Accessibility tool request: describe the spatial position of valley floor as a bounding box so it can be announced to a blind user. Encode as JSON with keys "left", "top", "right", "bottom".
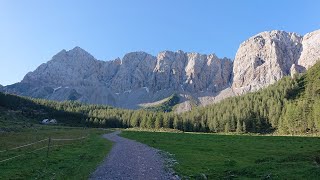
{"left": 2, "top": 124, "right": 320, "bottom": 179}
{"left": 121, "top": 131, "right": 320, "bottom": 179}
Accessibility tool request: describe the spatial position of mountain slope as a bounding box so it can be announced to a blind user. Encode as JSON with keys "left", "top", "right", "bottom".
{"left": 182, "top": 60, "right": 320, "bottom": 134}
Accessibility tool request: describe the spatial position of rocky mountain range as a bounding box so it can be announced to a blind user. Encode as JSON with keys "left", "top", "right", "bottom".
{"left": 2, "top": 29, "right": 320, "bottom": 112}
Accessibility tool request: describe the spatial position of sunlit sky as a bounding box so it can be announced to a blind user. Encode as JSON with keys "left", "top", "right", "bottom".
{"left": 0, "top": 0, "right": 319, "bottom": 85}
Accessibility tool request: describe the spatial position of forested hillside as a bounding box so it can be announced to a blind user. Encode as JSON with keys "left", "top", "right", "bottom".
{"left": 1, "top": 61, "right": 320, "bottom": 135}
{"left": 181, "top": 61, "right": 320, "bottom": 134}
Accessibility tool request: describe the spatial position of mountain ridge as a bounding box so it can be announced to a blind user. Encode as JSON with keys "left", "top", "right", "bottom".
{"left": 3, "top": 29, "right": 320, "bottom": 112}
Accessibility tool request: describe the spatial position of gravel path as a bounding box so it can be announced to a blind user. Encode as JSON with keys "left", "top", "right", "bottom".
{"left": 89, "top": 131, "right": 178, "bottom": 180}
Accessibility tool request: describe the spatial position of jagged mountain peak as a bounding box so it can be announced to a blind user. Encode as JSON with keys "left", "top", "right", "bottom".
{"left": 68, "top": 46, "right": 89, "bottom": 54}
{"left": 51, "top": 46, "right": 95, "bottom": 63}
{"left": 71, "top": 46, "right": 84, "bottom": 51}
{"left": 67, "top": 46, "right": 95, "bottom": 59}
{"left": 21, "top": 46, "right": 100, "bottom": 86}
{"left": 158, "top": 50, "right": 219, "bottom": 57}
{"left": 158, "top": 50, "right": 184, "bottom": 55}
{"left": 121, "top": 51, "right": 155, "bottom": 64}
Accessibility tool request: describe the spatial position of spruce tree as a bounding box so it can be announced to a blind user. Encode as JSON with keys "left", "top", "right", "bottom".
{"left": 242, "top": 121, "right": 246, "bottom": 133}
{"left": 236, "top": 120, "right": 242, "bottom": 133}
{"left": 224, "top": 122, "right": 230, "bottom": 133}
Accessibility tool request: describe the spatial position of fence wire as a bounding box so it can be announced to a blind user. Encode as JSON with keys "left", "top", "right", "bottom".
{"left": 0, "top": 135, "right": 87, "bottom": 163}
{"left": 0, "top": 138, "right": 48, "bottom": 153}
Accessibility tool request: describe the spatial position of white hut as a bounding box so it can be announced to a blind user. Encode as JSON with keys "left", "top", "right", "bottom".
{"left": 41, "top": 119, "right": 49, "bottom": 124}
{"left": 49, "top": 119, "right": 57, "bottom": 124}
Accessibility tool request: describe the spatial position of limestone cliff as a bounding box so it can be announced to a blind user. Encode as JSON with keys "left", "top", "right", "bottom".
{"left": 232, "top": 29, "right": 320, "bottom": 94}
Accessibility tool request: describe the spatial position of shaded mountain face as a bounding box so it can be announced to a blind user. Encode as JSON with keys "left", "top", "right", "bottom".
{"left": 4, "top": 29, "right": 320, "bottom": 111}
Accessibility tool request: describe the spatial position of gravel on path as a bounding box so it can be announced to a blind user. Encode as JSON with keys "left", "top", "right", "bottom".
{"left": 89, "top": 131, "right": 179, "bottom": 180}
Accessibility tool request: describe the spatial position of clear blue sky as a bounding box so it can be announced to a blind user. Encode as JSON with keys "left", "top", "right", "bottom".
{"left": 0, "top": 0, "right": 319, "bottom": 85}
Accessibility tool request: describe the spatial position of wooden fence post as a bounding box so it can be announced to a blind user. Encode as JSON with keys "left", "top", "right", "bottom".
{"left": 47, "top": 137, "right": 51, "bottom": 158}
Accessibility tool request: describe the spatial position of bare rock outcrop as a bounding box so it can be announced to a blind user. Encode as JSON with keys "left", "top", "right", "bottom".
{"left": 232, "top": 30, "right": 302, "bottom": 93}
{"left": 232, "top": 29, "right": 320, "bottom": 94}
{"left": 298, "top": 29, "right": 320, "bottom": 68}
{"left": 110, "top": 52, "right": 157, "bottom": 92}
{"left": 153, "top": 51, "right": 232, "bottom": 93}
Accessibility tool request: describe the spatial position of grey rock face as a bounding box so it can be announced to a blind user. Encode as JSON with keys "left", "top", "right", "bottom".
{"left": 110, "top": 52, "right": 157, "bottom": 92}
{"left": 232, "top": 29, "right": 320, "bottom": 94}
{"left": 22, "top": 47, "right": 104, "bottom": 87}
{"left": 232, "top": 30, "right": 303, "bottom": 93}
{"left": 298, "top": 29, "right": 320, "bottom": 69}
{"left": 153, "top": 51, "right": 232, "bottom": 93}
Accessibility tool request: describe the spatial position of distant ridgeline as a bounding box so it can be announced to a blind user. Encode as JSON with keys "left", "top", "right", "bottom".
{"left": 0, "top": 61, "right": 320, "bottom": 134}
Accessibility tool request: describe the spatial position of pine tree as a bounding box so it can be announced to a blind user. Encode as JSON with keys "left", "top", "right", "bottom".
{"left": 173, "top": 115, "right": 179, "bottom": 129}
{"left": 224, "top": 122, "right": 230, "bottom": 133}
{"left": 155, "top": 114, "right": 163, "bottom": 129}
{"left": 140, "top": 115, "right": 148, "bottom": 128}
{"left": 236, "top": 120, "right": 242, "bottom": 133}
{"left": 146, "top": 115, "right": 155, "bottom": 129}
{"left": 93, "top": 118, "right": 99, "bottom": 127}
{"left": 163, "top": 114, "right": 170, "bottom": 128}
{"left": 242, "top": 121, "right": 246, "bottom": 133}
{"left": 313, "top": 100, "right": 320, "bottom": 131}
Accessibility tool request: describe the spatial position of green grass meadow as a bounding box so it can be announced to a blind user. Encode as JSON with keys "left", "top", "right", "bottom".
{"left": 121, "top": 131, "right": 320, "bottom": 179}
{"left": 0, "top": 127, "right": 113, "bottom": 179}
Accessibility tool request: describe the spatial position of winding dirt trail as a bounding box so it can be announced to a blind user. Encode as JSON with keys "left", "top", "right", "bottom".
{"left": 90, "top": 131, "right": 178, "bottom": 180}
